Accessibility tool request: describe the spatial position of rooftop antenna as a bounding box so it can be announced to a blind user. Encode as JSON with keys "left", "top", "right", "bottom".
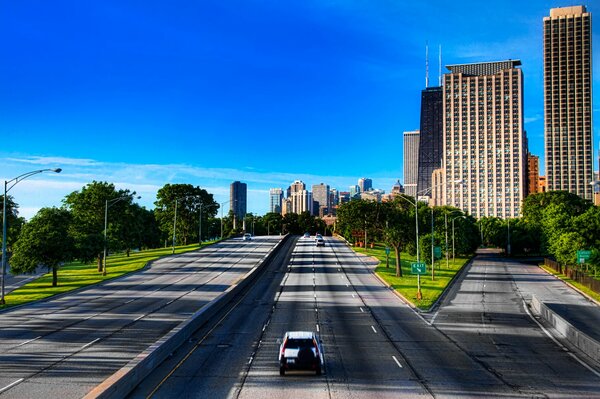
{"left": 438, "top": 44, "right": 442, "bottom": 86}
{"left": 425, "top": 41, "right": 429, "bottom": 88}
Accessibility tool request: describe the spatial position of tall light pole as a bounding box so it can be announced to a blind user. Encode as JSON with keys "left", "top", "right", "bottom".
{"left": 2, "top": 168, "right": 62, "bottom": 304}
{"left": 104, "top": 194, "right": 140, "bottom": 276}
{"left": 220, "top": 200, "right": 231, "bottom": 239}
{"left": 444, "top": 210, "right": 462, "bottom": 268}
{"left": 172, "top": 199, "right": 178, "bottom": 254}
{"left": 506, "top": 217, "right": 511, "bottom": 256}
{"left": 452, "top": 215, "right": 466, "bottom": 263}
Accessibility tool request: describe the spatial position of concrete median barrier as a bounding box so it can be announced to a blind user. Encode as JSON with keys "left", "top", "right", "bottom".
{"left": 85, "top": 236, "right": 289, "bottom": 399}
{"left": 530, "top": 295, "right": 600, "bottom": 363}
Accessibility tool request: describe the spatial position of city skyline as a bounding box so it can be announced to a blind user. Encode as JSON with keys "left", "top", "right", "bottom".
{"left": 2, "top": 1, "right": 599, "bottom": 218}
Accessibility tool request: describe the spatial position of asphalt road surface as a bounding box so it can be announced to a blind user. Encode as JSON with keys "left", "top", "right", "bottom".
{"left": 130, "top": 237, "right": 600, "bottom": 399}
{"left": 0, "top": 236, "right": 282, "bottom": 399}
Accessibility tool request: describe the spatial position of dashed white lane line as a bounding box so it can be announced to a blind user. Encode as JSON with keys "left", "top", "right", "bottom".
{"left": 316, "top": 324, "right": 320, "bottom": 332}
{"left": 81, "top": 338, "right": 100, "bottom": 351}
{"left": 392, "top": 355, "right": 403, "bottom": 368}
{"left": 351, "top": 293, "right": 356, "bottom": 298}
{"left": 134, "top": 314, "right": 145, "bottom": 322}
{"left": 371, "top": 325, "right": 377, "bottom": 334}
{"left": 16, "top": 336, "right": 42, "bottom": 347}
{"left": 360, "top": 307, "right": 365, "bottom": 313}
{"left": 0, "top": 379, "right": 24, "bottom": 394}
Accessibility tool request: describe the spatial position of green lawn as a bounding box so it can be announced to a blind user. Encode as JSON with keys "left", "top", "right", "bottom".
{"left": 353, "top": 243, "right": 471, "bottom": 310}
{"left": 540, "top": 265, "right": 600, "bottom": 304}
{"left": 1, "top": 242, "right": 216, "bottom": 310}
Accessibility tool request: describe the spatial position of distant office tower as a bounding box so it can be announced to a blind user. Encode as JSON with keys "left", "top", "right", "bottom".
{"left": 349, "top": 185, "right": 360, "bottom": 198}
{"left": 528, "top": 154, "right": 540, "bottom": 195}
{"left": 281, "top": 198, "right": 292, "bottom": 216}
{"left": 269, "top": 188, "right": 283, "bottom": 214}
{"left": 417, "top": 86, "right": 444, "bottom": 195}
{"left": 403, "top": 130, "right": 420, "bottom": 198}
{"left": 431, "top": 168, "right": 445, "bottom": 207}
{"left": 290, "top": 180, "right": 306, "bottom": 194}
{"left": 330, "top": 188, "right": 339, "bottom": 207}
{"left": 443, "top": 60, "right": 527, "bottom": 218}
{"left": 391, "top": 180, "right": 404, "bottom": 196}
{"left": 230, "top": 181, "right": 247, "bottom": 225}
{"left": 312, "top": 183, "right": 330, "bottom": 215}
{"left": 339, "top": 191, "right": 351, "bottom": 204}
{"left": 539, "top": 176, "right": 547, "bottom": 193}
{"left": 544, "top": 6, "right": 593, "bottom": 200}
{"left": 291, "top": 190, "right": 312, "bottom": 214}
{"left": 358, "top": 178, "right": 372, "bottom": 193}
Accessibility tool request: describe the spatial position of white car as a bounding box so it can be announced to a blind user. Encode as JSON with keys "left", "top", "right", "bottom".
{"left": 278, "top": 331, "right": 324, "bottom": 375}
{"left": 243, "top": 233, "right": 252, "bottom": 241}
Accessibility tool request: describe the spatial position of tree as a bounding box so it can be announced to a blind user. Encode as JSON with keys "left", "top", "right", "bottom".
{"left": 0, "top": 195, "right": 26, "bottom": 252}
{"left": 11, "top": 207, "right": 74, "bottom": 287}
{"left": 382, "top": 198, "right": 413, "bottom": 277}
{"left": 63, "top": 181, "right": 137, "bottom": 271}
{"left": 154, "top": 184, "right": 219, "bottom": 245}
{"left": 262, "top": 212, "right": 283, "bottom": 235}
{"left": 336, "top": 199, "right": 383, "bottom": 244}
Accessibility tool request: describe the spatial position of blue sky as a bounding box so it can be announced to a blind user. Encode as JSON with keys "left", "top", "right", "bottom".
{"left": 1, "top": 1, "right": 599, "bottom": 218}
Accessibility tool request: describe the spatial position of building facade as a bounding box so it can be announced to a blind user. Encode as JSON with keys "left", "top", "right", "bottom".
{"left": 269, "top": 188, "right": 283, "bottom": 214}
{"left": 528, "top": 153, "right": 540, "bottom": 195}
{"left": 417, "top": 86, "right": 444, "bottom": 195}
{"left": 443, "top": 60, "right": 527, "bottom": 218}
{"left": 230, "top": 181, "right": 247, "bottom": 224}
{"left": 312, "top": 183, "right": 330, "bottom": 215}
{"left": 544, "top": 6, "right": 593, "bottom": 200}
{"left": 291, "top": 190, "right": 312, "bottom": 214}
{"left": 358, "top": 178, "right": 373, "bottom": 193}
{"left": 403, "top": 130, "right": 420, "bottom": 198}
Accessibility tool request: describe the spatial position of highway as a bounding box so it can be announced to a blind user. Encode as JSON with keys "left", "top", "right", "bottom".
{"left": 0, "top": 236, "right": 283, "bottom": 399}
{"left": 131, "top": 236, "right": 600, "bottom": 398}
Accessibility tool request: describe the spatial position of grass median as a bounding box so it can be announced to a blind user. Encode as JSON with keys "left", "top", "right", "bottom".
{"left": 353, "top": 243, "right": 471, "bottom": 310}
{"left": 1, "top": 241, "right": 216, "bottom": 310}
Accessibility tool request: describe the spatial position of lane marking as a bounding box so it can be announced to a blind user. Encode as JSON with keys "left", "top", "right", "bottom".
{"left": 166, "top": 299, "right": 175, "bottom": 305}
{"left": 346, "top": 283, "right": 349, "bottom": 287}
{"left": 81, "top": 338, "right": 100, "bottom": 351}
{"left": 523, "top": 300, "right": 600, "bottom": 379}
{"left": 371, "top": 325, "right": 377, "bottom": 334}
{"left": 16, "top": 336, "right": 42, "bottom": 347}
{"left": 359, "top": 307, "right": 365, "bottom": 313}
{"left": 392, "top": 355, "right": 403, "bottom": 368}
{"left": 0, "top": 378, "right": 24, "bottom": 394}
{"left": 316, "top": 324, "right": 320, "bottom": 332}
{"left": 134, "top": 314, "right": 145, "bottom": 322}
{"left": 352, "top": 293, "right": 356, "bottom": 298}
{"left": 124, "top": 299, "right": 135, "bottom": 304}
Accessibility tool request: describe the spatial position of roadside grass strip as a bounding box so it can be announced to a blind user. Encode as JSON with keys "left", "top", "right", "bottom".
{"left": 353, "top": 243, "right": 470, "bottom": 310}
{"left": 1, "top": 242, "right": 216, "bottom": 309}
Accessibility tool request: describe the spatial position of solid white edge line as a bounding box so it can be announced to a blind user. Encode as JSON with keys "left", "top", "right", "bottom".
{"left": 523, "top": 299, "right": 600, "bottom": 379}
{"left": 392, "top": 355, "right": 403, "bottom": 368}
{"left": 0, "top": 378, "right": 24, "bottom": 394}
{"left": 16, "top": 336, "right": 42, "bottom": 347}
{"left": 371, "top": 325, "right": 377, "bottom": 333}
{"left": 81, "top": 338, "right": 100, "bottom": 351}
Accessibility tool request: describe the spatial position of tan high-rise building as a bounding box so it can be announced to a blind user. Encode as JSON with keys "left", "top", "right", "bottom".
{"left": 443, "top": 60, "right": 527, "bottom": 218}
{"left": 538, "top": 176, "right": 547, "bottom": 193}
{"left": 544, "top": 6, "right": 593, "bottom": 200}
{"left": 403, "top": 130, "right": 420, "bottom": 198}
{"left": 528, "top": 153, "right": 540, "bottom": 195}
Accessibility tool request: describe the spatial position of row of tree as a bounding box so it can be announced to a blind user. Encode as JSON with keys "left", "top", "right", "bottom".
{"left": 1, "top": 182, "right": 330, "bottom": 287}
{"left": 335, "top": 196, "right": 479, "bottom": 278}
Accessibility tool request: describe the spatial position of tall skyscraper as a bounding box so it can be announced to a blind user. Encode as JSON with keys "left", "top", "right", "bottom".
{"left": 230, "top": 181, "right": 247, "bottom": 223}
{"left": 403, "top": 130, "right": 420, "bottom": 198}
{"left": 290, "top": 180, "right": 306, "bottom": 194}
{"left": 358, "top": 178, "right": 373, "bottom": 193}
{"left": 443, "top": 60, "right": 527, "bottom": 218}
{"left": 312, "top": 183, "right": 330, "bottom": 215}
{"left": 417, "top": 86, "right": 444, "bottom": 195}
{"left": 291, "top": 190, "right": 312, "bottom": 214}
{"left": 544, "top": 6, "right": 593, "bottom": 200}
{"left": 269, "top": 188, "right": 283, "bottom": 214}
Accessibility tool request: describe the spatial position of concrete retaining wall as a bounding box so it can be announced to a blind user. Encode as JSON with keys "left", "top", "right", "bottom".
{"left": 84, "top": 236, "right": 289, "bottom": 399}
{"left": 530, "top": 295, "right": 600, "bottom": 363}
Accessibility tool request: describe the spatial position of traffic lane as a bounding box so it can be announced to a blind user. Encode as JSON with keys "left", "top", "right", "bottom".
{"left": 0, "top": 237, "right": 282, "bottom": 398}
{"left": 238, "top": 238, "right": 328, "bottom": 399}
{"left": 433, "top": 256, "right": 600, "bottom": 397}
{"left": 327, "top": 239, "right": 524, "bottom": 397}
{"left": 127, "top": 236, "right": 297, "bottom": 399}
{"left": 315, "top": 241, "right": 429, "bottom": 398}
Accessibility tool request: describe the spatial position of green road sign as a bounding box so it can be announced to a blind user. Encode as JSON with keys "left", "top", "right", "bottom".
{"left": 385, "top": 247, "right": 390, "bottom": 256}
{"left": 411, "top": 262, "right": 426, "bottom": 275}
{"left": 577, "top": 250, "right": 592, "bottom": 264}
{"left": 434, "top": 246, "right": 442, "bottom": 259}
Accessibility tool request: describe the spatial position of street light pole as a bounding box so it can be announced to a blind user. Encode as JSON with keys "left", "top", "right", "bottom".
{"left": 172, "top": 199, "right": 178, "bottom": 254}
{"left": 1, "top": 168, "right": 62, "bottom": 304}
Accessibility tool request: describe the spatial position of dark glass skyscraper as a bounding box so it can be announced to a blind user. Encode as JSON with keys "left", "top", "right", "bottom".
{"left": 417, "top": 86, "right": 443, "bottom": 195}
{"left": 230, "top": 181, "right": 247, "bottom": 222}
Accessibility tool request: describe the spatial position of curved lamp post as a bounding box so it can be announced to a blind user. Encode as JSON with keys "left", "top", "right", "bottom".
{"left": 2, "top": 168, "right": 62, "bottom": 304}
{"left": 104, "top": 194, "right": 140, "bottom": 275}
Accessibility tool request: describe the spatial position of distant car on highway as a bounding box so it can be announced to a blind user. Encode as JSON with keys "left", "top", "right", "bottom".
{"left": 278, "top": 331, "right": 323, "bottom": 375}
{"left": 303, "top": 232, "right": 311, "bottom": 238}
{"left": 315, "top": 237, "right": 325, "bottom": 247}
{"left": 243, "top": 233, "right": 252, "bottom": 241}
